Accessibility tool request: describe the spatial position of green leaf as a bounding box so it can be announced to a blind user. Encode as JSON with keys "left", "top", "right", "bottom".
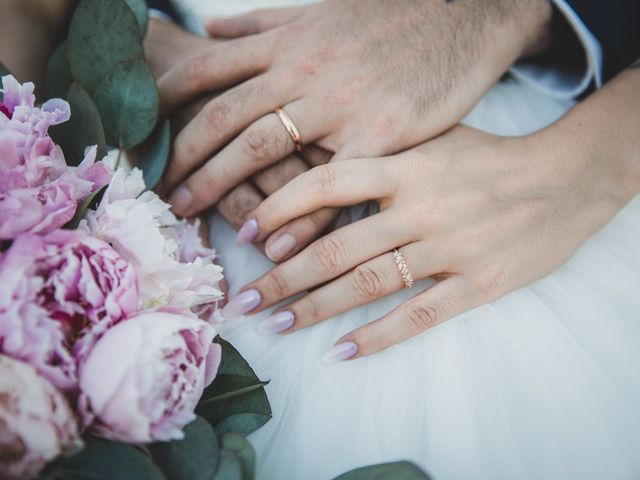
{"left": 215, "top": 413, "right": 272, "bottom": 437}
{"left": 65, "top": 185, "right": 107, "bottom": 229}
{"left": 220, "top": 433, "right": 256, "bottom": 480}
{"left": 92, "top": 56, "right": 159, "bottom": 149}
{"left": 67, "top": 0, "right": 143, "bottom": 93}
{"left": 124, "top": 0, "right": 149, "bottom": 37}
{"left": 42, "top": 436, "right": 165, "bottom": 480}
{"left": 332, "top": 462, "right": 432, "bottom": 480}
{"left": 46, "top": 42, "right": 73, "bottom": 99}
{"left": 197, "top": 339, "right": 272, "bottom": 436}
{"left": 0, "top": 62, "right": 11, "bottom": 77}
{"left": 200, "top": 375, "right": 269, "bottom": 404}
{"left": 197, "top": 386, "right": 271, "bottom": 436}
{"left": 0, "top": 63, "right": 10, "bottom": 103}
{"left": 213, "top": 450, "right": 243, "bottom": 480}
{"left": 215, "top": 338, "right": 262, "bottom": 380}
{"left": 127, "top": 119, "right": 170, "bottom": 190}
{"left": 148, "top": 416, "right": 219, "bottom": 480}
{"left": 49, "top": 83, "right": 107, "bottom": 166}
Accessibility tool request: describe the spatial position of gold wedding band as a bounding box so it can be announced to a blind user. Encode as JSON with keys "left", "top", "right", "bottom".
{"left": 274, "top": 108, "right": 303, "bottom": 151}
{"left": 393, "top": 249, "right": 414, "bottom": 289}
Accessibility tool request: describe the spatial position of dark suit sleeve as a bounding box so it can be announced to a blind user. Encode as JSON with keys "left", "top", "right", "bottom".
{"left": 146, "top": 0, "right": 180, "bottom": 22}
{"left": 565, "top": 0, "right": 640, "bottom": 81}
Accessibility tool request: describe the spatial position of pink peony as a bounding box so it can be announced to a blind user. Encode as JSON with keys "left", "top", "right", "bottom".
{"left": 82, "top": 167, "right": 223, "bottom": 313}
{"left": 0, "top": 355, "right": 82, "bottom": 480}
{"left": 0, "top": 75, "right": 111, "bottom": 240}
{"left": 0, "top": 229, "right": 137, "bottom": 392}
{"left": 78, "top": 308, "right": 221, "bottom": 443}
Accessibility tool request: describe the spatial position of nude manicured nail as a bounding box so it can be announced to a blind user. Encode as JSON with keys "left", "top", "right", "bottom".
{"left": 257, "top": 311, "right": 295, "bottom": 335}
{"left": 237, "top": 218, "right": 259, "bottom": 245}
{"left": 221, "top": 289, "right": 261, "bottom": 317}
{"left": 266, "top": 233, "right": 297, "bottom": 261}
{"left": 322, "top": 342, "right": 358, "bottom": 364}
{"left": 169, "top": 186, "right": 192, "bottom": 214}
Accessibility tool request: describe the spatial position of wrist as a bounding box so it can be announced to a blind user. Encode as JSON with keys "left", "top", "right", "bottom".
{"left": 483, "top": 0, "right": 554, "bottom": 60}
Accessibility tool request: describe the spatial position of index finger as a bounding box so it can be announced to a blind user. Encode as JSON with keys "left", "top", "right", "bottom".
{"left": 244, "top": 159, "right": 395, "bottom": 243}
{"left": 158, "top": 37, "right": 275, "bottom": 115}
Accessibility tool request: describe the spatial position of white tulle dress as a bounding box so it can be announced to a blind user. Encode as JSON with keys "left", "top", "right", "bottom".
{"left": 172, "top": 1, "right": 640, "bottom": 479}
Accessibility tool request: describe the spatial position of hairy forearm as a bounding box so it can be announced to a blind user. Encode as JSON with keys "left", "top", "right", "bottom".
{"left": 457, "top": 0, "right": 553, "bottom": 60}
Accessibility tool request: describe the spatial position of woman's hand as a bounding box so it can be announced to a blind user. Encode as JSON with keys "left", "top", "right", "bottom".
{"left": 224, "top": 94, "right": 640, "bottom": 359}
{"left": 159, "top": 0, "right": 553, "bottom": 220}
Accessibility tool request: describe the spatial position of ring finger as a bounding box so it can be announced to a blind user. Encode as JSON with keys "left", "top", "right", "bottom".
{"left": 170, "top": 99, "right": 331, "bottom": 216}
{"left": 255, "top": 242, "right": 448, "bottom": 334}
{"left": 224, "top": 211, "right": 412, "bottom": 317}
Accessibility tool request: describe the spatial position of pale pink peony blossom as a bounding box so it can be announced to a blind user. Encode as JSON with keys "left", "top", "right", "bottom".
{"left": 82, "top": 167, "right": 223, "bottom": 313}
{"left": 0, "top": 75, "right": 111, "bottom": 240}
{"left": 0, "top": 355, "right": 82, "bottom": 480}
{"left": 78, "top": 308, "right": 221, "bottom": 443}
{"left": 0, "top": 229, "right": 137, "bottom": 392}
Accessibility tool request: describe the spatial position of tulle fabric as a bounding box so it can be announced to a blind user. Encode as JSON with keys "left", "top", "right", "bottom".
{"left": 174, "top": 1, "right": 640, "bottom": 478}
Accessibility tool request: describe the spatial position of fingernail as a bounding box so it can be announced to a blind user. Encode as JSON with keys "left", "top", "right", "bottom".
{"left": 170, "top": 186, "right": 192, "bottom": 214}
{"left": 266, "top": 233, "right": 297, "bottom": 262}
{"left": 221, "top": 289, "right": 261, "bottom": 317}
{"left": 257, "top": 311, "right": 295, "bottom": 335}
{"left": 322, "top": 342, "right": 358, "bottom": 364}
{"left": 237, "top": 218, "right": 259, "bottom": 245}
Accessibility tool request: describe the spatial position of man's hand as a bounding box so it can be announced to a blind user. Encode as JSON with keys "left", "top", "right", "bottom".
{"left": 158, "top": 0, "right": 553, "bottom": 221}
{"left": 144, "top": 18, "right": 339, "bottom": 261}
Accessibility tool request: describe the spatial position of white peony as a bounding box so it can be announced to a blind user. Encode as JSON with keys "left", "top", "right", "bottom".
{"left": 81, "top": 167, "right": 223, "bottom": 312}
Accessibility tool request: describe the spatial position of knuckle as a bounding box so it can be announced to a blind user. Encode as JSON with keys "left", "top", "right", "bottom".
{"left": 311, "top": 234, "right": 346, "bottom": 276}
{"left": 201, "top": 102, "right": 231, "bottom": 132}
{"left": 351, "top": 264, "right": 385, "bottom": 300}
{"left": 304, "top": 294, "right": 322, "bottom": 323}
{"left": 309, "top": 165, "right": 336, "bottom": 196}
{"left": 243, "top": 125, "right": 283, "bottom": 162}
{"left": 405, "top": 302, "right": 438, "bottom": 334}
{"left": 218, "top": 191, "right": 259, "bottom": 228}
{"left": 268, "top": 268, "right": 290, "bottom": 298}
{"left": 473, "top": 266, "right": 508, "bottom": 296}
{"left": 184, "top": 55, "right": 207, "bottom": 88}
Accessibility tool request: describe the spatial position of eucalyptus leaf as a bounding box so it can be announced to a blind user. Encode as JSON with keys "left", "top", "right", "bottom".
{"left": 332, "top": 462, "right": 432, "bottom": 480}
{"left": 92, "top": 56, "right": 159, "bottom": 149}
{"left": 149, "top": 416, "right": 219, "bottom": 480}
{"left": 200, "top": 375, "right": 269, "bottom": 404}
{"left": 65, "top": 185, "right": 107, "bottom": 229}
{"left": 0, "top": 62, "right": 11, "bottom": 77}
{"left": 197, "top": 386, "right": 272, "bottom": 436}
{"left": 46, "top": 42, "right": 73, "bottom": 99}
{"left": 68, "top": 0, "right": 143, "bottom": 93}
{"left": 216, "top": 338, "right": 262, "bottom": 380}
{"left": 42, "top": 436, "right": 164, "bottom": 480}
{"left": 124, "top": 0, "right": 149, "bottom": 37}
{"left": 49, "top": 83, "right": 107, "bottom": 166}
{"left": 221, "top": 433, "right": 256, "bottom": 480}
{"left": 0, "top": 63, "right": 10, "bottom": 104}
{"left": 213, "top": 450, "right": 243, "bottom": 480}
{"left": 127, "top": 119, "right": 170, "bottom": 190}
{"left": 215, "top": 413, "right": 272, "bottom": 437}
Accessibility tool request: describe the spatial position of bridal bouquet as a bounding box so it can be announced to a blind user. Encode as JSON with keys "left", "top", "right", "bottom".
{"left": 0, "top": 1, "right": 271, "bottom": 478}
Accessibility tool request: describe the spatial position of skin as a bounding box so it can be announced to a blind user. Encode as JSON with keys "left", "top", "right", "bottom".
{"left": 238, "top": 61, "right": 640, "bottom": 358}
{"left": 158, "top": 0, "right": 553, "bottom": 251}
{"left": 145, "top": 18, "right": 338, "bottom": 260}
{"left": 0, "top": 0, "right": 73, "bottom": 86}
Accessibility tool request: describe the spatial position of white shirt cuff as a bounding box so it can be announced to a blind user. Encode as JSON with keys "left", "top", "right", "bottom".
{"left": 509, "top": 0, "right": 603, "bottom": 100}
{"left": 149, "top": 8, "right": 175, "bottom": 23}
